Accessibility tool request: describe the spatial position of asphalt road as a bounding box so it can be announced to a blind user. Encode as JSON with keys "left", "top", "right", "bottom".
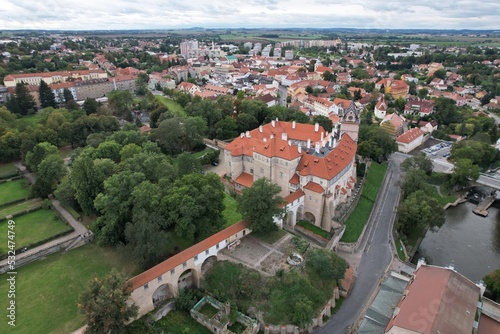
{"left": 315, "top": 153, "right": 407, "bottom": 334}
{"left": 477, "top": 173, "right": 500, "bottom": 190}
{"left": 278, "top": 85, "right": 288, "bottom": 107}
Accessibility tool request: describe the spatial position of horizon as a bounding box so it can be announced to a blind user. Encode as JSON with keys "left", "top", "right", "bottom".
{"left": 1, "top": 0, "right": 500, "bottom": 31}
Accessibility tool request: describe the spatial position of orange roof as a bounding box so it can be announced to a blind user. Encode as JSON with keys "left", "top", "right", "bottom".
{"left": 296, "top": 134, "right": 357, "bottom": 180}
{"left": 283, "top": 189, "right": 305, "bottom": 204}
{"left": 234, "top": 172, "right": 254, "bottom": 188}
{"left": 4, "top": 69, "right": 105, "bottom": 80}
{"left": 129, "top": 220, "right": 250, "bottom": 289}
{"left": 329, "top": 114, "right": 341, "bottom": 124}
{"left": 396, "top": 127, "right": 424, "bottom": 144}
{"left": 383, "top": 113, "right": 404, "bottom": 129}
{"left": 289, "top": 173, "right": 300, "bottom": 185}
{"left": 341, "top": 187, "right": 347, "bottom": 195}
{"left": 304, "top": 181, "right": 324, "bottom": 193}
{"left": 386, "top": 265, "right": 480, "bottom": 334}
{"left": 333, "top": 98, "right": 352, "bottom": 109}
{"left": 224, "top": 121, "right": 326, "bottom": 160}
{"left": 349, "top": 176, "right": 356, "bottom": 183}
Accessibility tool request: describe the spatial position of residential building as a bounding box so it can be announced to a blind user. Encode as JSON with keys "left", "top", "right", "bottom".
{"left": 50, "top": 82, "right": 77, "bottom": 104}
{"left": 3, "top": 70, "right": 108, "bottom": 88}
{"left": 74, "top": 78, "right": 113, "bottom": 101}
{"left": 396, "top": 127, "right": 424, "bottom": 153}
{"left": 380, "top": 113, "right": 405, "bottom": 137}
{"left": 374, "top": 97, "right": 388, "bottom": 119}
{"left": 404, "top": 99, "right": 435, "bottom": 117}
{"left": 285, "top": 50, "right": 294, "bottom": 61}
{"left": 223, "top": 120, "right": 357, "bottom": 231}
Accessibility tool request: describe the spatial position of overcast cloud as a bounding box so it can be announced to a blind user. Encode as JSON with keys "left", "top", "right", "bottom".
{"left": 0, "top": 0, "right": 499, "bottom": 30}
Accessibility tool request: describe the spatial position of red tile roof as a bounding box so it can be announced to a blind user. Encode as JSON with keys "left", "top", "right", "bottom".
{"left": 396, "top": 127, "right": 424, "bottom": 144}
{"left": 129, "top": 220, "right": 250, "bottom": 289}
{"left": 289, "top": 173, "right": 300, "bottom": 185}
{"left": 235, "top": 172, "right": 254, "bottom": 188}
{"left": 296, "top": 134, "right": 357, "bottom": 180}
{"left": 283, "top": 189, "right": 305, "bottom": 204}
{"left": 304, "top": 181, "right": 324, "bottom": 193}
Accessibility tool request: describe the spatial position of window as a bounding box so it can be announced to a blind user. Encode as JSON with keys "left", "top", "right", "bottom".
{"left": 260, "top": 168, "right": 264, "bottom": 174}
{"left": 170, "top": 269, "right": 175, "bottom": 275}
{"left": 216, "top": 244, "right": 220, "bottom": 250}
{"left": 309, "top": 196, "right": 312, "bottom": 201}
{"left": 280, "top": 172, "right": 283, "bottom": 179}
{"left": 144, "top": 283, "right": 149, "bottom": 290}
{"left": 194, "top": 255, "right": 198, "bottom": 261}
{"left": 157, "top": 276, "right": 162, "bottom": 282}
{"left": 205, "top": 250, "right": 209, "bottom": 255}
{"left": 250, "top": 168, "right": 254, "bottom": 174}
{"left": 243, "top": 230, "right": 246, "bottom": 236}
{"left": 183, "top": 262, "right": 187, "bottom": 268}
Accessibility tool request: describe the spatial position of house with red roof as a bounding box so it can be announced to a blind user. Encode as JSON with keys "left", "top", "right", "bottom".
{"left": 396, "top": 127, "right": 424, "bottom": 153}
{"left": 223, "top": 120, "right": 357, "bottom": 231}
{"left": 374, "top": 97, "right": 388, "bottom": 119}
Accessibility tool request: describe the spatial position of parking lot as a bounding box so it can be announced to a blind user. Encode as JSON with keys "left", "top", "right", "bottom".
{"left": 422, "top": 140, "right": 453, "bottom": 158}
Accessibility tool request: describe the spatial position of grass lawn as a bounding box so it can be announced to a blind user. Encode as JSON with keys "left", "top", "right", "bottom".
{"left": 341, "top": 163, "right": 388, "bottom": 243}
{"left": 0, "top": 179, "right": 31, "bottom": 206}
{"left": 406, "top": 224, "right": 427, "bottom": 249}
{"left": 153, "top": 310, "right": 212, "bottom": 334}
{"left": 395, "top": 237, "right": 407, "bottom": 261}
{"left": 0, "top": 209, "right": 73, "bottom": 254}
{"left": 296, "top": 220, "right": 332, "bottom": 239}
{"left": 0, "top": 163, "right": 18, "bottom": 179}
{"left": 427, "top": 186, "right": 457, "bottom": 207}
{"left": 0, "top": 243, "right": 138, "bottom": 334}
{"left": 0, "top": 198, "right": 41, "bottom": 219}
{"left": 223, "top": 193, "right": 242, "bottom": 227}
{"left": 155, "top": 95, "right": 186, "bottom": 117}
{"left": 253, "top": 228, "right": 286, "bottom": 245}
{"left": 331, "top": 296, "right": 345, "bottom": 315}
{"left": 18, "top": 114, "right": 42, "bottom": 127}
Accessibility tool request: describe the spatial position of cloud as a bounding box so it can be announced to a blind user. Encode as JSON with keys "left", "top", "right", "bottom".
{"left": 0, "top": 0, "right": 499, "bottom": 30}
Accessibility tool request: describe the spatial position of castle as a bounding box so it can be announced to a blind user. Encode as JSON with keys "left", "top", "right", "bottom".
{"left": 223, "top": 119, "right": 358, "bottom": 232}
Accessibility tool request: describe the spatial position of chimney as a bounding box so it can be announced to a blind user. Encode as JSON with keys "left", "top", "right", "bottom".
{"left": 292, "top": 121, "right": 296, "bottom": 129}
{"left": 329, "top": 136, "right": 333, "bottom": 147}
{"left": 245, "top": 131, "right": 250, "bottom": 138}
{"left": 322, "top": 140, "right": 326, "bottom": 148}
{"left": 307, "top": 139, "right": 311, "bottom": 149}
{"left": 282, "top": 132, "right": 288, "bottom": 140}
{"left": 298, "top": 145, "right": 302, "bottom": 153}
{"left": 259, "top": 125, "right": 263, "bottom": 133}
{"left": 272, "top": 120, "right": 276, "bottom": 127}
{"left": 315, "top": 122, "right": 319, "bottom": 132}
{"left": 240, "top": 133, "right": 244, "bottom": 138}
{"left": 321, "top": 132, "right": 324, "bottom": 141}
{"left": 315, "top": 142, "right": 320, "bottom": 154}
{"left": 263, "top": 137, "right": 267, "bottom": 142}
{"left": 333, "top": 138, "right": 337, "bottom": 148}
{"left": 416, "top": 258, "right": 426, "bottom": 270}
{"left": 288, "top": 139, "right": 291, "bottom": 146}
{"left": 270, "top": 134, "right": 274, "bottom": 139}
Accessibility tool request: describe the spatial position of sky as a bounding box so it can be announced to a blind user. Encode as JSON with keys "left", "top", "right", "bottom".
{"left": 1, "top": 0, "right": 500, "bottom": 31}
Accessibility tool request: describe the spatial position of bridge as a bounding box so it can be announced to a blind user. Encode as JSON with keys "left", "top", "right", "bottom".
{"left": 128, "top": 220, "right": 251, "bottom": 317}
{"left": 476, "top": 173, "right": 500, "bottom": 191}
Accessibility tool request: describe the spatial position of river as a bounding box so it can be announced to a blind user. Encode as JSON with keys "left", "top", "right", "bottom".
{"left": 415, "top": 201, "right": 500, "bottom": 283}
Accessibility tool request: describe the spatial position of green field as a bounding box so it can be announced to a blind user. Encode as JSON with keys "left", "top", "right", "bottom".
{"left": 155, "top": 95, "right": 186, "bottom": 117}
{"left": 0, "top": 209, "right": 73, "bottom": 254}
{"left": 223, "top": 193, "right": 242, "bottom": 228}
{"left": 0, "top": 179, "right": 31, "bottom": 205}
{"left": 18, "top": 114, "right": 42, "bottom": 127}
{"left": 297, "top": 219, "right": 332, "bottom": 239}
{"left": 341, "top": 163, "right": 388, "bottom": 243}
{"left": 0, "top": 163, "right": 18, "bottom": 179}
{"left": 0, "top": 243, "right": 138, "bottom": 334}
{"left": 0, "top": 198, "right": 41, "bottom": 219}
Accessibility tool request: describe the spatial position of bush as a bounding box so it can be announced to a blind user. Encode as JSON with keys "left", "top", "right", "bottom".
{"left": 174, "top": 288, "right": 204, "bottom": 311}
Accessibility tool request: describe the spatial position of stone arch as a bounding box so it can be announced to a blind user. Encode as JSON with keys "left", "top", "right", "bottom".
{"left": 304, "top": 212, "right": 316, "bottom": 224}
{"left": 296, "top": 205, "right": 304, "bottom": 221}
{"left": 177, "top": 268, "right": 199, "bottom": 291}
{"left": 201, "top": 255, "right": 218, "bottom": 274}
{"left": 152, "top": 283, "right": 174, "bottom": 308}
{"left": 287, "top": 210, "right": 294, "bottom": 226}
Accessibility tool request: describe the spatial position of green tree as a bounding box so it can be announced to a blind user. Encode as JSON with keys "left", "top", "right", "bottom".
{"left": 215, "top": 117, "right": 238, "bottom": 140}
{"left": 312, "top": 115, "right": 333, "bottom": 132}
{"left": 400, "top": 154, "right": 433, "bottom": 175}
{"left": 95, "top": 140, "right": 122, "bottom": 163}
{"left": 108, "top": 90, "right": 133, "bottom": 119}
{"left": 397, "top": 190, "right": 445, "bottom": 237}
{"left": 451, "top": 158, "right": 479, "bottom": 188}
{"left": 306, "top": 248, "right": 348, "bottom": 282}
{"left": 39, "top": 80, "right": 56, "bottom": 109}
{"left": 24, "top": 141, "right": 59, "bottom": 173}
{"left": 483, "top": 269, "right": 500, "bottom": 302}
{"left": 400, "top": 169, "right": 430, "bottom": 199}
{"left": 82, "top": 98, "right": 99, "bottom": 115}
{"left": 135, "top": 73, "right": 149, "bottom": 96}
{"left": 417, "top": 88, "right": 428, "bottom": 99}
{"left": 238, "top": 178, "right": 284, "bottom": 233}
{"left": 322, "top": 70, "right": 336, "bottom": 82}
{"left": 33, "top": 154, "right": 65, "bottom": 197}
{"left": 155, "top": 117, "right": 206, "bottom": 156}
{"left": 13, "top": 82, "right": 37, "bottom": 115}
{"left": 162, "top": 172, "right": 225, "bottom": 242}
{"left": 357, "top": 125, "right": 397, "bottom": 161}
{"left": 63, "top": 88, "right": 74, "bottom": 104}
{"left": 176, "top": 152, "right": 202, "bottom": 177}
{"left": 78, "top": 269, "right": 138, "bottom": 334}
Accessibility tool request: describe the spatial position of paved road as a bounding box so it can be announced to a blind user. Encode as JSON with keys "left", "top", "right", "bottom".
{"left": 278, "top": 85, "right": 288, "bottom": 107}
{"left": 477, "top": 173, "right": 500, "bottom": 191}
{"left": 315, "top": 153, "right": 408, "bottom": 334}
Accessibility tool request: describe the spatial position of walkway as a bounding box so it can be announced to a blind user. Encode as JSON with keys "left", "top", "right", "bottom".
{"left": 0, "top": 162, "right": 89, "bottom": 269}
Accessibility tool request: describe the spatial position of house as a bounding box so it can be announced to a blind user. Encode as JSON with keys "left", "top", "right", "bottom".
{"left": 419, "top": 120, "right": 438, "bottom": 134}
{"left": 404, "top": 99, "right": 435, "bottom": 117}
{"left": 223, "top": 120, "right": 358, "bottom": 231}
{"left": 177, "top": 82, "right": 201, "bottom": 95}
{"left": 3, "top": 69, "right": 108, "bottom": 87}
{"left": 375, "top": 78, "right": 409, "bottom": 99}
{"left": 380, "top": 113, "right": 405, "bottom": 137}
{"left": 256, "top": 93, "right": 277, "bottom": 107}
{"left": 386, "top": 262, "right": 486, "bottom": 334}
{"left": 396, "top": 127, "right": 424, "bottom": 153}
{"left": 374, "top": 97, "right": 388, "bottom": 119}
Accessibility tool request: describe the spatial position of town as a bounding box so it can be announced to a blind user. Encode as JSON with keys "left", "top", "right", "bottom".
{"left": 0, "top": 28, "right": 499, "bottom": 334}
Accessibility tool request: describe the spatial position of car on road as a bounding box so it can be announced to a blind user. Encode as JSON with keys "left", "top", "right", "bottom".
{"left": 443, "top": 153, "right": 450, "bottom": 158}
